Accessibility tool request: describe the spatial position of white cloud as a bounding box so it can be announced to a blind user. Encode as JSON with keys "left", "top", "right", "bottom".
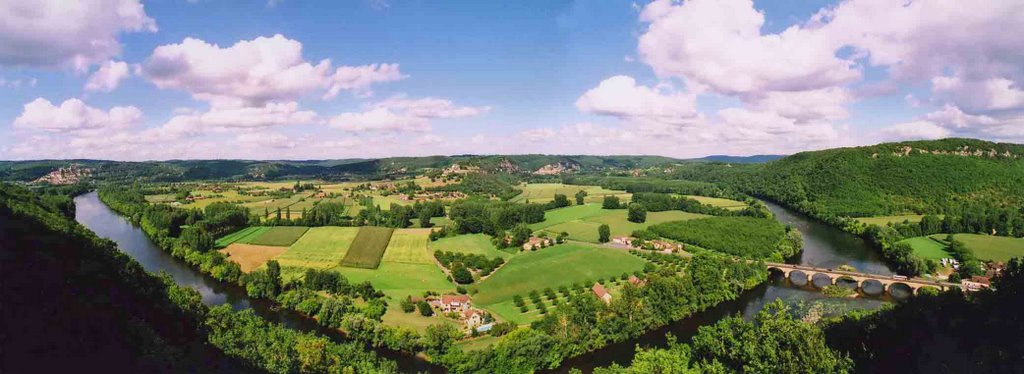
{"left": 638, "top": 0, "right": 859, "bottom": 96}
{"left": 141, "top": 34, "right": 405, "bottom": 107}
{"left": 880, "top": 121, "right": 951, "bottom": 141}
{"left": 576, "top": 75, "right": 698, "bottom": 126}
{"left": 235, "top": 132, "right": 297, "bottom": 149}
{"left": 84, "top": 60, "right": 131, "bottom": 92}
{"left": 144, "top": 101, "right": 317, "bottom": 142}
{"left": 0, "top": 0, "right": 156, "bottom": 72}
{"left": 13, "top": 98, "right": 141, "bottom": 133}
{"left": 329, "top": 95, "right": 488, "bottom": 133}
{"left": 519, "top": 128, "right": 556, "bottom": 141}
{"left": 747, "top": 87, "right": 851, "bottom": 123}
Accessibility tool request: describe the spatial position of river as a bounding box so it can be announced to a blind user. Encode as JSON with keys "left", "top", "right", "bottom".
{"left": 75, "top": 192, "right": 893, "bottom": 373}
{"left": 549, "top": 200, "right": 895, "bottom": 372}
{"left": 73, "top": 192, "right": 439, "bottom": 373}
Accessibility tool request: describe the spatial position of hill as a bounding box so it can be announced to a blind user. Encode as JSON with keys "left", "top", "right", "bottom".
{"left": 692, "top": 154, "right": 785, "bottom": 163}
{"left": 673, "top": 138, "right": 1024, "bottom": 218}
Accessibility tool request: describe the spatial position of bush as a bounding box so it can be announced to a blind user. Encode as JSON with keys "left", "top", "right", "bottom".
{"left": 400, "top": 297, "right": 415, "bottom": 313}
{"left": 417, "top": 301, "right": 434, "bottom": 316}
{"left": 456, "top": 286, "right": 468, "bottom": 294}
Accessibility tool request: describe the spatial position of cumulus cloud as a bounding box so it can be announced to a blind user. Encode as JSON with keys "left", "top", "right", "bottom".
{"left": 140, "top": 34, "right": 405, "bottom": 107}
{"left": 576, "top": 76, "right": 698, "bottom": 126}
{"left": 329, "top": 96, "right": 489, "bottom": 132}
{"left": 235, "top": 132, "right": 297, "bottom": 149}
{"left": 13, "top": 98, "right": 142, "bottom": 133}
{"left": 880, "top": 121, "right": 951, "bottom": 141}
{"left": 84, "top": 60, "right": 131, "bottom": 92}
{"left": 0, "top": 0, "right": 156, "bottom": 72}
{"left": 143, "top": 101, "right": 317, "bottom": 142}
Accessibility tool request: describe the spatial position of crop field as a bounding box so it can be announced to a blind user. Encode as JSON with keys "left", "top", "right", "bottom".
{"left": 276, "top": 227, "right": 359, "bottom": 268}
{"left": 247, "top": 226, "right": 309, "bottom": 246}
{"left": 220, "top": 243, "right": 287, "bottom": 272}
{"left": 340, "top": 227, "right": 395, "bottom": 268}
{"left": 940, "top": 234, "right": 1024, "bottom": 262}
{"left": 214, "top": 226, "right": 268, "bottom": 248}
{"left": 531, "top": 205, "right": 708, "bottom": 243}
{"left": 381, "top": 229, "right": 434, "bottom": 264}
{"left": 334, "top": 262, "right": 453, "bottom": 300}
{"left": 898, "top": 236, "right": 950, "bottom": 260}
{"left": 473, "top": 242, "right": 646, "bottom": 308}
{"left": 855, "top": 215, "right": 935, "bottom": 226}
{"left": 429, "top": 233, "right": 512, "bottom": 259}
{"left": 242, "top": 193, "right": 312, "bottom": 216}
{"left": 509, "top": 183, "right": 629, "bottom": 204}
{"left": 144, "top": 194, "right": 177, "bottom": 203}
{"left": 683, "top": 195, "right": 747, "bottom": 210}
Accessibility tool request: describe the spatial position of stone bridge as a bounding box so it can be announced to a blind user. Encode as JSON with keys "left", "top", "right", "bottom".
{"left": 765, "top": 262, "right": 959, "bottom": 296}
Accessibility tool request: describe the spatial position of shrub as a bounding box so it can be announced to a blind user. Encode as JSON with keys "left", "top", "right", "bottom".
{"left": 417, "top": 300, "right": 434, "bottom": 316}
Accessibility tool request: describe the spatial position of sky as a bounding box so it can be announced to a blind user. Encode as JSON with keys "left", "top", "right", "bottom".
{"left": 0, "top": 0, "right": 1022, "bottom": 161}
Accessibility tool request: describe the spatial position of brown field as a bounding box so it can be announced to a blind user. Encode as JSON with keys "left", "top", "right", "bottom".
{"left": 220, "top": 243, "right": 288, "bottom": 272}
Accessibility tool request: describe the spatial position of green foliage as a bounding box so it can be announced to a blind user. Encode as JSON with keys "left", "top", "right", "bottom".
{"left": 598, "top": 224, "right": 611, "bottom": 243}
{"left": 650, "top": 216, "right": 790, "bottom": 259}
{"left": 602, "top": 195, "right": 621, "bottom": 209}
{"left": 627, "top": 203, "right": 647, "bottom": 223}
{"left": 417, "top": 301, "right": 434, "bottom": 317}
{"left": 575, "top": 190, "right": 587, "bottom": 205}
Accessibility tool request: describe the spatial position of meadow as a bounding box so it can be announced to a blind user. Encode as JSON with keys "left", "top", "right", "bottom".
{"left": 530, "top": 204, "right": 708, "bottom": 242}
{"left": 219, "top": 243, "right": 287, "bottom": 272}
{"left": 247, "top": 226, "right": 309, "bottom": 246}
{"left": 473, "top": 243, "right": 645, "bottom": 310}
{"left": 381, "top": 228, "right": 434, "bottom": 264}
{"left": 897, "top": 236, "right": 950, "bottom": 260}
{"left": 855, "top": 215, "right": 933, "bottom": 226}
{"left": 509, "top": 183, "right": 630, "bottom": 204}
{"left": 428, "top": 233, "right": 512, "bottom": 259}
{"left": 334, "top": 228, "right": 453, "bottom": 302}
{"left": 340, "top": 227, "right": 395, "bottom": 269}
{"left": 214, "top": 226, "right": 268, "bottom": 248}
{"left": 938, "top": 234, "right": 1024, "bottom": 262}
{"left": 276, "top": 227, "right": 359, "bottom": 268}
{"left": 683, "top": 195, "right": 747, "bottom": 210}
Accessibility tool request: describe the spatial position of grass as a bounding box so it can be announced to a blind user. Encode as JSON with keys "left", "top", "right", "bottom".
{"left": 381, "top": 229, "right": 434, "bottom": 264}
{"left": 248, "top": 226, "right": 309, "bottom": 247}
{"left": 381, "top": 307, "right": 457, "bottom": 334}
{"left": 474, "top": 242, "right": 646, "bottom": 308}
{"left": 454, "top": 335, "right": 501, "bottom": 351}
{"left": 532, "top": 206, "right": 708, "bottom": 243}
{"left": 510, "top": 183, "right": 629, "bottom": 204}
{"left": 277, "top": 227, "right": 359, "bottom": 268}
{"left": 898, "top": 236, "right": 951, "bottom": 260}
{"left": 855, "top": 215, "right": 938, "bottom": 226}
{"left": 683, "top": 195, "right": 747, "bottom": 210}
{"left": 333, "top": 261, "right": 453, "bottom": 300}
{"left": 429, "top": 233, "right": 512, "bottom": 259}
{"left": 942, "top": 234, "right": 1024, "bottom": 262}
{"left": 340, "top": 227, "right": 395, "bottom": 269}
{"left": 220, "top": 243, "right": 287, "bottom": 272}
{"left": 214, "top": 226, "right": 268, "bottom": 248}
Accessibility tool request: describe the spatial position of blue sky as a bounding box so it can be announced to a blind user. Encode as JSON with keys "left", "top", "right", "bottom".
{"left": 1, "top": 0, "right": 1021, "bottom": 160}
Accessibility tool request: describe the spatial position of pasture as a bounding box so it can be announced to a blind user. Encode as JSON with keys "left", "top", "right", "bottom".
{"left": 247, "top": 226, "right": 309, "bottom": 246}
{"left": 220, "top": 243, "right": 287, "bottom": 272}
{"left": 473, "top": 242, "right": 646, "bottom": 308}
{"left": 276, "top": 227, "right": 359, "bottom": 268}
{"left": 531, "top": 204, "right": 708, "bottom": 243}
{"left": 381, "top": 229, "right": 434, "bottom": 264}
{"left": 334, "top": 261, "right": 453, "bottom": 300}
{"left": 509, "top": 183, "right": 629, "bottom": 204}
{"left": 429, "top": 233, "right": 512, "bottom": 259}
{"left": 683, "top": 195, "right": 747, "bottom": 210}
{"left": 340, "top": 227, "right": 395, "bottom": 269}
{"left": 898, "top": 236, "right": 950, "bottom": 260}
{"left": 942, "top": 234, "right": 1024, "bottom": 262}
{"left": 214, "top": 226, "right": 268, "bottom": 248}
{"left": 855, "top": 215, "right": 936, "bottom": 226}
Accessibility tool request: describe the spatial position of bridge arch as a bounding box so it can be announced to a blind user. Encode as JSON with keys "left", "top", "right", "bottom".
{"left": 888, "top": 282, "right": 914, "bottom": 299}
{"left": 835, "top": 276, "right": 859, "bottom": 290}
{"left": 789, "top": 270, "right": 808, "bottom": 287}
{"left": 861, "top": 279, "right": 885, "bottom": 296}
{"left": 811, "top": 273, "right": 833, "bottom": 288}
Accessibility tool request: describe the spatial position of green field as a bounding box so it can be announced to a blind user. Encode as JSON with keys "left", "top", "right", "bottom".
{"left": 510, "top": 183, "right": 629, "bottom": 204}
{"left": 898, "top": 236, "right": 951, "bottom": 260}
{"left": 247, "top": 226, "right": 309, "bottom": 246}
{"left": 340, "top": 227, "right": 395, "bottom": 269}
{"left": 474, "top": 242, "right": 646, "bottom": 310}
{"left": 276, "top": 227, "right": 359, "bottom": 268}
{"left": 683, "top": 195, "right": 747, "bottom": 210}
{"left": 943, "top": 234, "right": 1024, "bottom": 262}
{"left": 855, "top": 215, "right": 935, "bottom": 226}
{"left": 214, "top": 226, "right": 268, "bottom": 248}
{"left": 428, "top": 233, "right": 512, "bottom": 259}
{"left": 531, "top": 204, "right": 708, "bottom": 243}
{"left": 381, "top": 229, "right": 434, "bottom": 264}
{"left": 334, "top": 261, "right": 454, "bottom": 300}
{"left": 649, "top": 216, "right": 786, "bottom": 259}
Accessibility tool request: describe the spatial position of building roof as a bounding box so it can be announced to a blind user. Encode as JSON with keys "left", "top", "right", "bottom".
{"left": 462, "top": 309, "right": 481, "bottom": 318}
{"left": 628, "top": 275, "right": 644, "bottom": 285}
{"left": 592, "top": 282, "right": 610, "bottom": 299}
{"left": 441, "top": 294, "right": 471, "bottom": 305}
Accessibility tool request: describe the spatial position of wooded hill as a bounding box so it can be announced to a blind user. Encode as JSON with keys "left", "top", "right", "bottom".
{"left": 672, "top": 138, "right": 1024, "bottom": 217}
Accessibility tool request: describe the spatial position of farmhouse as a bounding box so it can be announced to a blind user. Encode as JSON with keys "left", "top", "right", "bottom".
{"left": 612, "top": 236, "right": 634, "bottom": 246}
{"left": 961, "top": 277, "right": 991, "bottom": 291}
{"left": 522, "top": 236, "right": 553, "bottom": 250}
{"left": 628, "top": 275, "right": 645, "bottom": 287}
{"left": 592, "top": 282, "right": 612, "bottom": 304}
{"left": 432, "top": 294, "right": 472, "bottom": 312}
{"left": 462, "top": 309, "right": 484, "bottom": 330}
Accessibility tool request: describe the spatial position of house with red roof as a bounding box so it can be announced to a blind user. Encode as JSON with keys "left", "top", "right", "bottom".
{"left": 592, "top": 282, "right": 612, "bottom": 304}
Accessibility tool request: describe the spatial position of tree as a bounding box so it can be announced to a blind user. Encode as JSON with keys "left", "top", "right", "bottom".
{"left": 423, "top": 323, "right": 460, "bottom": 357}
{"left": 550, "top": 194, "right": 571, "bottom": 209}
{"left": 509, "top": 223, "right": 532, "bottom": 248}
{"left": 417, "top": 301, "right": 434, "bottom": 316}
{"left": 599, "top": 224, "right": 611, "bottom": 243}
{"left": 286, "top": 207, "right": 291, "bottom": 220}
{"left": 627, "top": 203, "right": 647, "bottom": 223}
{"left": 452, "top": 263, "right": 474, "bottom": 284}
{"left": 919, "top": 214, "right": 942, "bottom": 235}
{"left": 418, "top": 208, "right": 433, "bottom": 228}
{"left": 603, "top": 195, "right": 621, "bottom": 209}
{"left": 575, "top": 190, "right": 588, "bottom": 205}
{"left": 400, "top": 297, "right": 415, "bottom": 313}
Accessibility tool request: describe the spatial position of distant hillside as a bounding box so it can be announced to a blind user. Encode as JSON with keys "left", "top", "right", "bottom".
{"left": 693, "top": 154, "right": 785, "bottom": 164}
{"left": 674, "top": 138, "right": 1024, "bottom": 217}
